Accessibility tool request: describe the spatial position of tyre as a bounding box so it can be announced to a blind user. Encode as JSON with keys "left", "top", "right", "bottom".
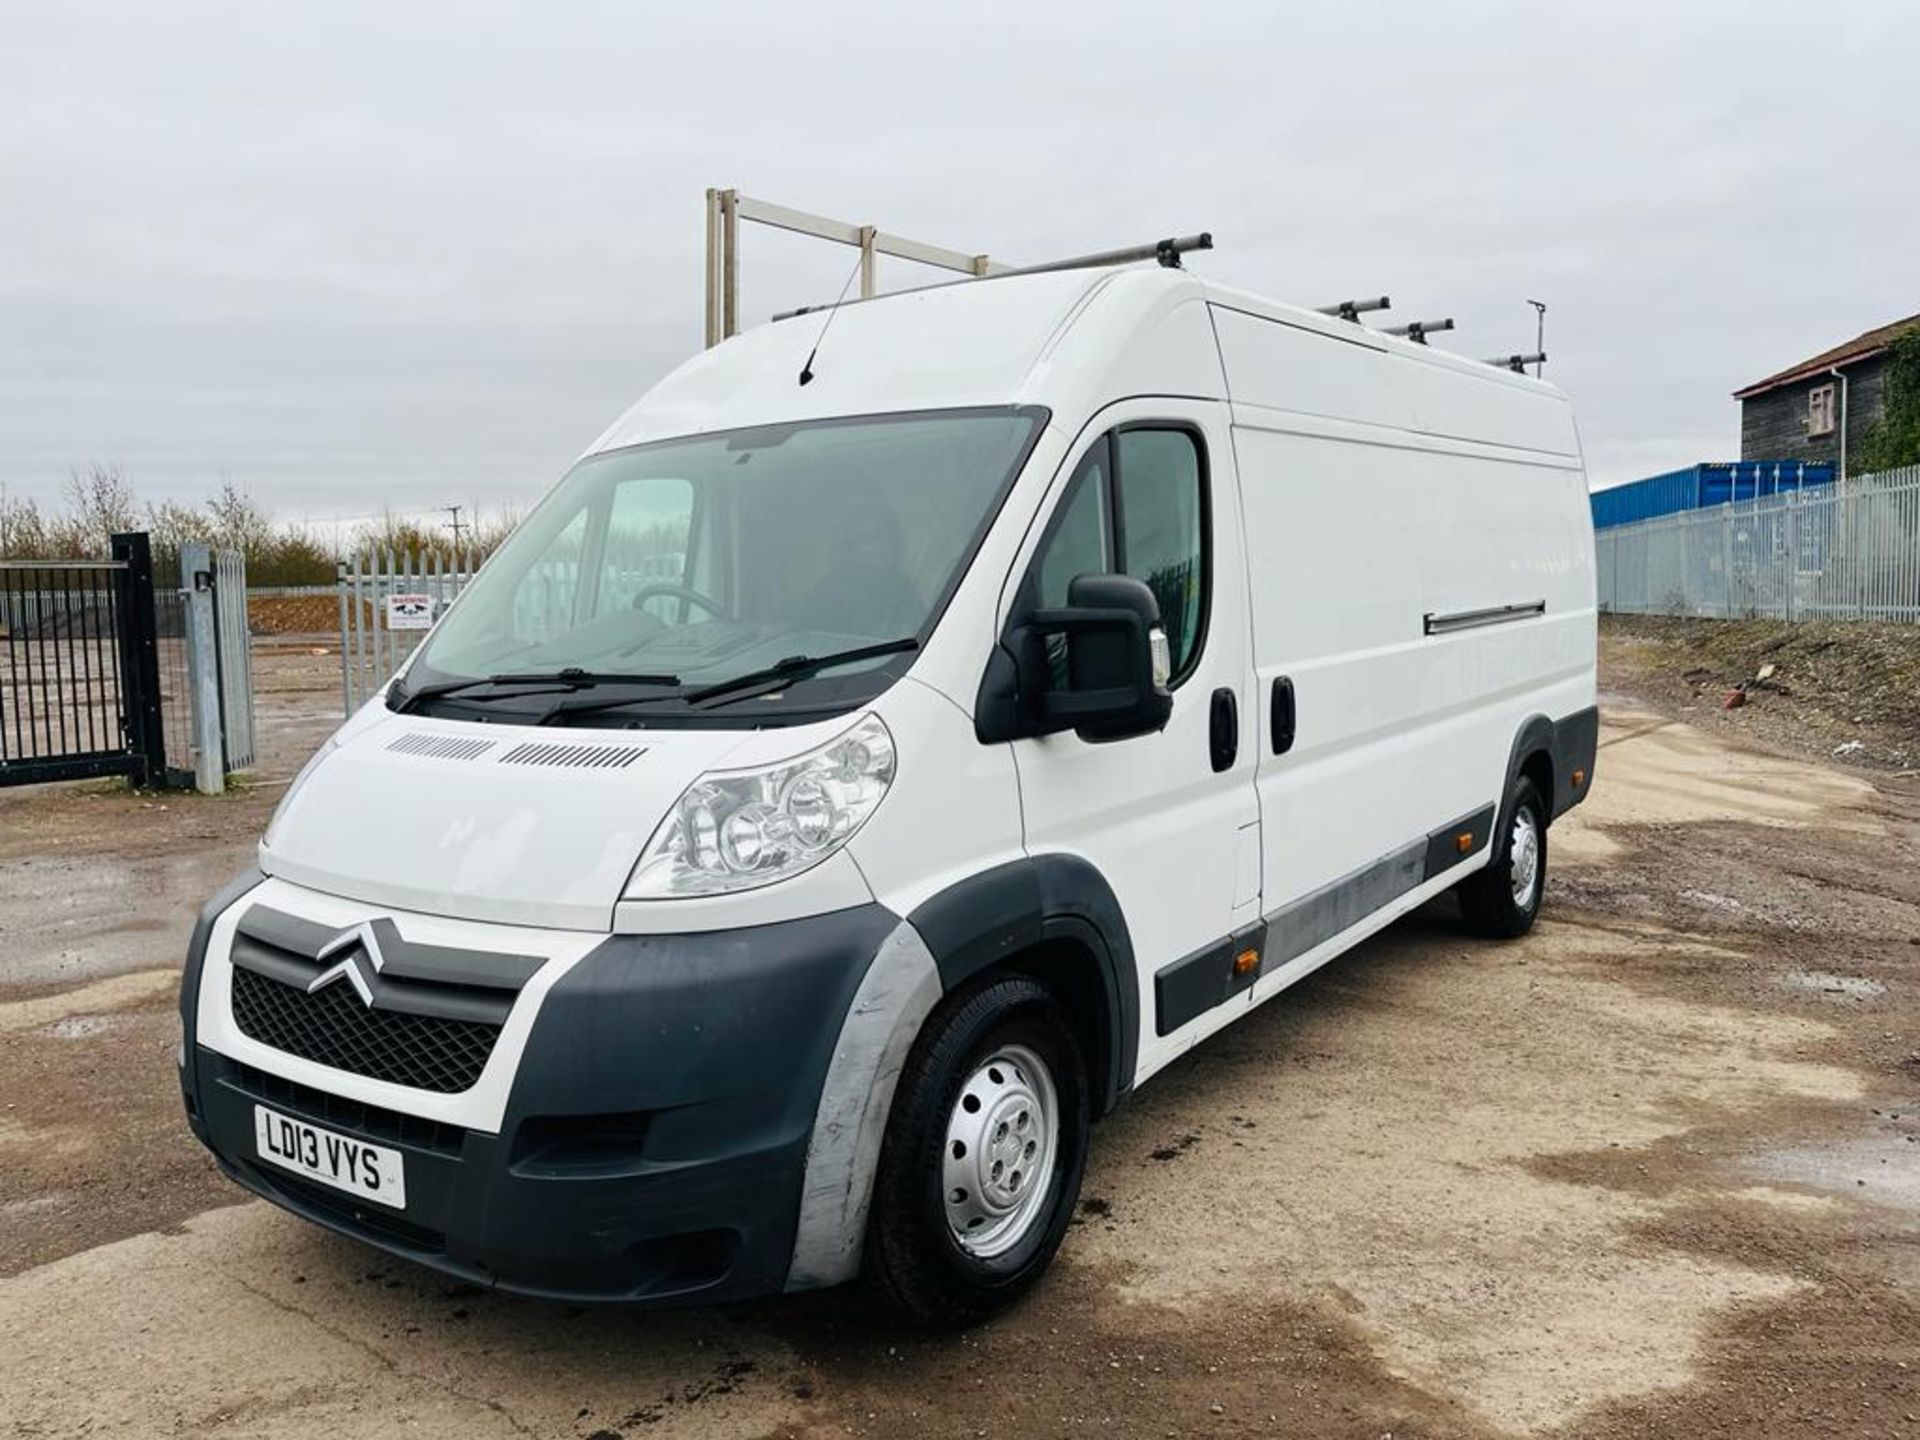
{"left": 864, "top": 973, "right": 1089, "bottom": 1327}
{"left": 1459, "top": 776, "right": 1547, "bottom": 939}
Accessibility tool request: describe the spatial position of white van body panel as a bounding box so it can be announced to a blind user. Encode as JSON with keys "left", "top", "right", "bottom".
{"left": 587, "top": 272, "right": 1103, "bottom": 453}
{"left": 1210, "top": 298, "right": 1593, "bottom": 1011}
{"left": 588, "top": 270, "right": 1224, "bottom": 459}
{"left": 264, "top": 708, "right": 884, "bottom": 932}
{"left": 842, "top": 677, "right": 1027, "bottom": 922}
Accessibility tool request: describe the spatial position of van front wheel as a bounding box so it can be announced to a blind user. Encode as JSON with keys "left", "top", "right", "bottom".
{"left": 1459, "top": 777, "right": 1547, "bottom": 938}
{"left": 863, "top": 974, "right": 1089, "bottom": 1327}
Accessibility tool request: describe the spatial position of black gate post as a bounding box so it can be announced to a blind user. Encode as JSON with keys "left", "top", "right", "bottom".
{"left": 111, "top": 531, "right": 168, "bottom": 787}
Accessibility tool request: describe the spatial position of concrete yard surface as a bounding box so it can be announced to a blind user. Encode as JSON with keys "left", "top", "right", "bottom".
{"left": 1, "top": 648, "right": 1917, "bottom": 1438}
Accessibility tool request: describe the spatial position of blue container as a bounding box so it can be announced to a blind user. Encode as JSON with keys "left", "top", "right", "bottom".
{"left": 1590, "top": 461, "right": 1836, "bottom": 530}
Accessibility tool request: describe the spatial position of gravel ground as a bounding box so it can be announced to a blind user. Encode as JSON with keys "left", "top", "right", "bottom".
{"left": 1, "top": 642, "right": 1917, "bottom": 1439}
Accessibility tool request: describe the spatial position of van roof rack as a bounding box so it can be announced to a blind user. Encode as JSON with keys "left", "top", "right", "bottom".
{"left": 769, "top": 230, "right": 1215, "bottom": 324}
{"left": 1486, "top": 352, "right": 1547, "bottom": 374}
{"left": 1317, "top": 296, "right": 1390, "bottom": 322}
{"left": 998, "top": 232, "right": 1214, "bottom": 279}
{"left": 1382, "top": 318, "right": 1455, "bottom": 345}
{"left": 708, "top": 189, "right": 1217, "bottom": 341}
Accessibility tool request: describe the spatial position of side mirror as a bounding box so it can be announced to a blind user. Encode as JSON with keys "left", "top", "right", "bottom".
{"left": 975, "top": 573, "right": 1174, "bottom": 743}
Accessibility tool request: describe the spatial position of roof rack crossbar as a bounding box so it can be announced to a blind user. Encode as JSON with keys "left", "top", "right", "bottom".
{"left": 772, "top": 231, "right": 1215, "bottom": 323}
{"left": 1317, "top": 295, "right": 1391, "bottom": 322}
{"left": 998, "top": 232, "right": 1213, "bottom": 279}
{"left": 1382, "top": 318, "right": 1455, "bottom": 345}
{"left": 1485, "top": 352, "right": 1547, "bottom": 373}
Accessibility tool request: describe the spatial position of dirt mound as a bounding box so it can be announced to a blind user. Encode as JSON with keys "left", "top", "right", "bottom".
{"left": 248, "top": 593, "right": 366, "bottom": 635}
{"left": 1601, "top": 614, "right": 1920, "bottom": 770}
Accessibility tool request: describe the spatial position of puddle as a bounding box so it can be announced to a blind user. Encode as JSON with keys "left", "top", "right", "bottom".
{"left": 0, "top": 850, "right": 241, "bottom": 987}
{"left": 1781, "top": 969, "right": 1888, "bottom": 1001}
{"left": 1749, "top": 1130, "right": 1920, "bottom": 1212}
{"left": 0, "top": 970, "right": 174, "bottom": 1034}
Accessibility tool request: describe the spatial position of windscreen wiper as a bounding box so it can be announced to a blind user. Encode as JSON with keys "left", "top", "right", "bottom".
{"left": 392, "top": 669, "right": 680, "bottom": 714}
{"left": 683, "top": 637, "right": 920, "bottom": 708}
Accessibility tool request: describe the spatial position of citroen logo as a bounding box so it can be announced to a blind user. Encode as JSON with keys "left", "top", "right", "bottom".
{"left": 306, "top": 921, "right": 388, "bottom": 1007}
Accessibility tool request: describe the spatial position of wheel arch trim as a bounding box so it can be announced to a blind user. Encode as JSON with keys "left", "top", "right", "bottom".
{"left": 786, "top": 918, "right": 943, "bottom": 1292}
{"left": 784, "top": 854, "right": 1140, "bottom": 1293}
{"left": 905, "top": 854, "right": 1139, "bottom": 1121}
{"left": 1501, "top": 705, "right": 1598, "bottom": 834}
{"left": 1500, "top": 713, "right": 1557, "bottom": 841}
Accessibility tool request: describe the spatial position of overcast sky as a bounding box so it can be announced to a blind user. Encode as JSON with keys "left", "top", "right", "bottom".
{"left": 3, "top": 1, "right": 1916, "bottom": 525}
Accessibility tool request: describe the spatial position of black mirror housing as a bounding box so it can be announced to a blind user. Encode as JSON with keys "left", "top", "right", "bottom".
{"left": 975, "top": 573, "right": 1173, "bottom": 743}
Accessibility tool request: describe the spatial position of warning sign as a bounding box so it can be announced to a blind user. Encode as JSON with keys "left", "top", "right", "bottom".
{"left": 385, "top": 593, "right": 434, "bottom": 631}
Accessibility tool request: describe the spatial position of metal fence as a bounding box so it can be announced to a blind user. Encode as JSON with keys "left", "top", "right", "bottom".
{"left": 0, "top": 534, "right": 168, "bottom": 787}
{"left": 1596, "top": 465, "right": 1920, "bottom": 623}
{"left": 152, "top": 582, "right": 195, "bottom": 784}
{"left": 335, "top": 546, "right": 688, "bottom": 711}
{"left": 212, "top": 549, "right": 256, "bottom": 772}
{"left": 0, "top": 536, "right": 258, "bottom": 791}
{"left": 170, "top": 544, "right": 256, "bottom": 791}
{"left": 338, "top": 550, "right": 476, "bottom": 712}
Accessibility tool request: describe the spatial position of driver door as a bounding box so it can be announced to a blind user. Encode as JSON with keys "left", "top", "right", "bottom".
{"left": 1005, "top": 401, "right": 1261, "bottom": 1083}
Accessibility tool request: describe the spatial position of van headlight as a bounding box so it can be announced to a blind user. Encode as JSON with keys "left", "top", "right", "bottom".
{"left": 625, "top": 714, "right": 896, "bottom": 898}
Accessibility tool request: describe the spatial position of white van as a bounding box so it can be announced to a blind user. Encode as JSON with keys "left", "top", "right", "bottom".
{"left": 180, "top": 260, "right": 1596, "bottom": 1324}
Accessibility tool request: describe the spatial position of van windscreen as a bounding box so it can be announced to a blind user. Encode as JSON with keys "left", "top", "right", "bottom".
{"left": 403, "top": 407, "right": 1043, "bottom": 716}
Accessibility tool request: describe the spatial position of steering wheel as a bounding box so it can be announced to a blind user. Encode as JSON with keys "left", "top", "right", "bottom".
{"left": 631, "top": 582, "right": 730, "bottom": 622}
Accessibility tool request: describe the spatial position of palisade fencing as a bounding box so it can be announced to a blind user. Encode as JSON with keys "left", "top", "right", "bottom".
{"left": 338, "top": 550, "right": 476, "bottom": 713}
{"left": 336, "top": 546, "right": 688, "bottom": 712}
{"left": 1596, "top": 465, "right": 1920, "bottom": 623}
{"left": 173, "top": 544, "right": 255, "bottom": 792}
{"left": 212, "top": 549, "right": 256, "bottom": 772}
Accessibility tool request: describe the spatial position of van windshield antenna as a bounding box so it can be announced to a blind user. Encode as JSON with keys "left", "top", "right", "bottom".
{"left": 797, "top": 250, "right": 868, "bottom": 387}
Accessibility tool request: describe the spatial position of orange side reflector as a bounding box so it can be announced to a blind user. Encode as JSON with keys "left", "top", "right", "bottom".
{"left": 1456, "top": 831, "right": 1475, "bottom": 853}
{"left": 1233, "top": 948, "right": 1259, "bottom": 976}
{"left": 1572, "top": 768, "right": 1586, "bottom": 788}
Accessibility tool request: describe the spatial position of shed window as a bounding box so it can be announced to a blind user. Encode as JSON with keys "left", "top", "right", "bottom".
{"left": 1808, "top": 383, "right": 1836, "bottom": 437}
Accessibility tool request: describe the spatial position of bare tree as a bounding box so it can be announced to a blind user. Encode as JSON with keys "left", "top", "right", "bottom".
{"left": 205, "top": 477, "right": 275, "bottom": 554}
{"left": 62, "top": 464, "right": 140, "bottom": 552}
{"left": 0, "top": 485, "right": 52, "bottom": 559}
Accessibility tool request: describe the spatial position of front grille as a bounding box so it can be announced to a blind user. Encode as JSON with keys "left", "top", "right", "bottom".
{"left": 220, "top": 1057, "right": 468, "bottom": 1157}
{"left": 230, "top": 965, "right": 500, "bottom": 1094}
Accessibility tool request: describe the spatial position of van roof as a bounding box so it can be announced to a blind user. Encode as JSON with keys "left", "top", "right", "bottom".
{"left": 586, "top": 266, "right": 1565, "bottom": 457}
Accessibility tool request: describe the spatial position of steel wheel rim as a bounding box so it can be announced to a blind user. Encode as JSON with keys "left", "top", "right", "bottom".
{"left": 1509, "top": 807, "right": 1541, "bottom": 910}
{"left": 941, "top": 1042, "right": 1059, "bottom": 1259}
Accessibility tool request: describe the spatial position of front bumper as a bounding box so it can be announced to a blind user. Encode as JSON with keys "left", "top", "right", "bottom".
{"left": 182, "top": 897, "right": 900, "bottom": 1305}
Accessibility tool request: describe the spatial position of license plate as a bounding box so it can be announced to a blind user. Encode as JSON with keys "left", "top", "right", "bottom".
{"left": 253, "top": 1105, "right": 407, "bottom": 1209}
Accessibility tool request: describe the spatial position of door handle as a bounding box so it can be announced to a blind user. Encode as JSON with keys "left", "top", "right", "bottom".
{"left": 1209, "top": 687, "right": 1238, "bottom": 773}
{"left": 1270, "top": 676, "right": 1296, "bottom": 755}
